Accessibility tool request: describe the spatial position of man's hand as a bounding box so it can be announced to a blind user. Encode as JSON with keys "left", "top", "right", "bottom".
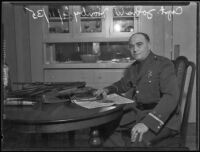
{"left": 93, "top": 88, "right": 109, "bottom": 99}
{"left": 131, "top": 123, "right": 149, "bottom": 142}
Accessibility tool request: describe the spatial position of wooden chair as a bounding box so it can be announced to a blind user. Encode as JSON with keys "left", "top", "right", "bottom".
{"left": 149, "top": 56, "right": 196, "bottom": 148}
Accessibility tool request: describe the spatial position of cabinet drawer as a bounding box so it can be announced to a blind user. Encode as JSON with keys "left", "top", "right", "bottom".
{"left": 44, "top": 69, "right": 94, "bottom": 83}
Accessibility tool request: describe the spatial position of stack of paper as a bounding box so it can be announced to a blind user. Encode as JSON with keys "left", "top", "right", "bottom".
{"left": 73, "top": 100, "right": 114, "bottom": 109}
{"left": 73, "top": 93, "right": 134, "bottom": 109}
{"left": 106, "top": 93, "right": 134, "bottom": 104}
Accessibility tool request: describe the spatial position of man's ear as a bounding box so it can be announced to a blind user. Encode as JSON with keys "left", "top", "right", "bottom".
{"left": 148, "top": 42, "right": 151, "bottom": 50}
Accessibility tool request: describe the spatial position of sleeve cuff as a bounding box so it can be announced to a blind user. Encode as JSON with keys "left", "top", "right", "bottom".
{"left": 141, "top": 113, "right": 164, "bottom": 133}
{"left": 105, "top": 85, "right": 118, "bottom": 94}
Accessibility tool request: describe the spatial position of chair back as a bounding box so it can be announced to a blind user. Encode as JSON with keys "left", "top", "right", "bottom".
{"left": 172, "top": 56, "right": 195, "bottom": 146}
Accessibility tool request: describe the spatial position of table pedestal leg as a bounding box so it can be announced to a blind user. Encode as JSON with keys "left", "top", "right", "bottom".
{"left": 89, "top": 128, "right": 102, "bottom": 147}
{"left": 41, "top": 133, "right": 49, "bottom": 147}
{"left": 68, "top": 131, "right": 75, "bottom": 147}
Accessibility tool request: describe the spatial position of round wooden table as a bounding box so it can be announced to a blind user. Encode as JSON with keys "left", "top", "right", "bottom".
{"left": 3, "top": 101, "right": 124, "bottom": 147}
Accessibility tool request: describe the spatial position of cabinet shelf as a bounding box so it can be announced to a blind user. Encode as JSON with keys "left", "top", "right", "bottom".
{"left": 113, "top": 16, "right": 139, "bottom": 19}
{"left": 80, "top": 16, "right": 105, "bottom": 20}
{"left": 49, "top": 17, "right": 70, "bottom": 22}
{"left": 43, "top": 62, "right": 133, "bottom": 69}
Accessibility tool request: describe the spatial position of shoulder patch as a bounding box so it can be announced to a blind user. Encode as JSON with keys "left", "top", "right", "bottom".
{"left": 154, "top": 55, "right": 171, "bottom": 62}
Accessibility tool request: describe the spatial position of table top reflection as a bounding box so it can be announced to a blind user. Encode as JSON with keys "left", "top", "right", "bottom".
{"left": 3, "top": 101, "right": 124, "bottom": 134}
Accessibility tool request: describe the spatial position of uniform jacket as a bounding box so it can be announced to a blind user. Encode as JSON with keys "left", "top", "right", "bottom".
{"left": 105, "top": 51, "right": 181, "bottom": 134}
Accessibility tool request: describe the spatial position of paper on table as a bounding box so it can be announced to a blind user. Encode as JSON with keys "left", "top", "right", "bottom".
{"left": 73, "top": 100, "right": 114, "bottom": 109}
{"left": 73, "top": 93, "right": 134, "bottom": 109}
{"left": 106, "top": 93, "right": 134, "bottom": 104}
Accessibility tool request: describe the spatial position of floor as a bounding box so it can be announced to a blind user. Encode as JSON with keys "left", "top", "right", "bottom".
{"left": 2, "top": 123, "right": 197, "bottom": 151}
{"left": 185, "top": 123, "right": 197, "bottom": 151}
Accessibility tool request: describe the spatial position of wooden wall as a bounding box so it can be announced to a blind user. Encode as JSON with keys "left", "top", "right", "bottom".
{"left": 2, "top": 3, "right": 18, "bottom": 89}
{"left": 173, "top": 3, "right": 197, "bottom": 122}
{"left": 14, "top": 6, "right": 32, "bottom": 83}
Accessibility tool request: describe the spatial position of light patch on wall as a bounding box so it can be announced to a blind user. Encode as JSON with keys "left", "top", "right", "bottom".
{"left": 114, "top": 23, "right": 121, "bottom": 32}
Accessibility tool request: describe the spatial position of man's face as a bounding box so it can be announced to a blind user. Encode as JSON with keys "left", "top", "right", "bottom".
{"left": 128, "top": 34, "right": 150, "bottom": 61}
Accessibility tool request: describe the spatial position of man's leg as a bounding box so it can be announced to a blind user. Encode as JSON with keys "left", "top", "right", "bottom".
{"left": 122, "top": 126, "right": 178, "bottom": 147}
{"left": 102, "top": 104, "right": 138, "bottom": 147}
{"left": 99, "top": 118, "right": 128, "bottom": 147}
{"left": 102, "top": 121, "right": 138, "bottom": 147}
{"left": 103, "top": 130, "right": 126, "bottom": 147}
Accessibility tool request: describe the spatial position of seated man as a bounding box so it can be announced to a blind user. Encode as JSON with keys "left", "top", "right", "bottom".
{"left": 93, "top": 32, "right": 180, "bottom": 147}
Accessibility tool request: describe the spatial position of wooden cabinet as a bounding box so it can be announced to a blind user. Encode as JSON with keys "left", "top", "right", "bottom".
{"left": 44, "top": 68, "right": 125, "bottom": 89}
{"left": 93, "top": 69, "right": 124, "bottom": 88}
{"left": 41, "top": 5, "right": 139, "bottom": 42}
{"left": 44, "top": 69, "right": 94, "bottom": 86}
{"left": 28, "top": 4, "right": 138, "bottom": 82}
{"left": 72, "top": 5, "right": 107, "bottom": 39}
{"left": 108, "top": 6, "right": 139, "bottom": 38}
{"left": 43, "top": 5, "right": 108, "bottom": 42}
{"left": 42, "top": 5, "right": 74, "bottom": 42}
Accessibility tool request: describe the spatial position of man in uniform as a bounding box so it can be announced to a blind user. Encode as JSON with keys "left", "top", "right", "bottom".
{"left": 93, "top": 32, "right": 181, "bottom": 147}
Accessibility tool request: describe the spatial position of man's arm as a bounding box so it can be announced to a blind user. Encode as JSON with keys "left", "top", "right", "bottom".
{"left": 93, "top": 69, "right": 133, "bottom": 98}
{"left": 104, "top": 65, "right": 135, "bottom": 95}
{"left": 105, "top": 76, "right": 133, "bottom": 95}
{"left": 141, "top": 60, "right": 179, "bottom": 133}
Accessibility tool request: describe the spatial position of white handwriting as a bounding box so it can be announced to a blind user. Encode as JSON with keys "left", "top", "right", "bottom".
{"left": 159, "top": 6, "right": 183, "bottom": 21}
{"left": 26, "top": 6, "right": 183, "bottom": 26}
{"left": 25, "top": 7, "right": 49, "bottom": 26}
{"left": 112, "top": 6, "right": 156, "bottom": 19}
{"left": 135, "top": 6, "right": 156, "bottom": 19}
{"left": 74, "top": 7, "right": 108, "bottom": 22}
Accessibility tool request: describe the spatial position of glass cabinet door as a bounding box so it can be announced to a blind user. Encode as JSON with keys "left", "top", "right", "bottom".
{"left": 43, "top": 5, "right": 74, "bottom": 41}
{"left": 73, "top": 5, "right": 107, "bottom": 38}
{"left": 48, "top": 5, "right": 72, "bottom": 33}
{"left": 109, "top": 6, "right": 139, "bottom": 37}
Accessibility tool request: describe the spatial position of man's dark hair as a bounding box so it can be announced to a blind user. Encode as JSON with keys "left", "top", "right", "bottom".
{"left": 129, "top": 32, "right": 150, "bottom": 42}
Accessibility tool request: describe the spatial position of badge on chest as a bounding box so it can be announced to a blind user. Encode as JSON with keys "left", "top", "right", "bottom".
{"left": 147, "top": 70, "right": 153, "bottom": 83}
